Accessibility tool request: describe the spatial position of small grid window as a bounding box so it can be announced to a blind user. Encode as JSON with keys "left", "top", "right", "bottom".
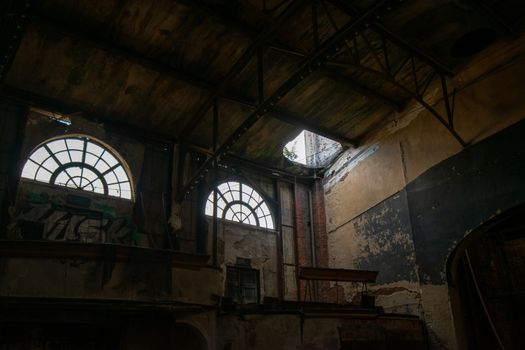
{"left": 205, "top": 181, "right": 274, "bottom": 229}
{"left": 225, "top": 266, "right": 260, "bottom": 304}
{"left": 21, "top": 136, "right": 133, "bottom": 200}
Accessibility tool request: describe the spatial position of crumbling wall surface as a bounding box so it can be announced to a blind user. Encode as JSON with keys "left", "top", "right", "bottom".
{"left": 323, "top": 42, "right": 525, "bottom": 349}
{"left": 0, "top": 253, "right": 221, "bottom": 306}
{"left": 218, "top": 221, "right": 279, "bottom": 299}
{"left": 328, "top": 189, "right": 421, "bottom": 314}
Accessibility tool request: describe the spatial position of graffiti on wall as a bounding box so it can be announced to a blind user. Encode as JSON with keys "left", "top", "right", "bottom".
{"left": 9, "top": 192, "right": 138, "bottom": 245}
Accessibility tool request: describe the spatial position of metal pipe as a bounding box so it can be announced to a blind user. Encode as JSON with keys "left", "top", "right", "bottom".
{"left": 308, "top": 190, "right": 316, "bottom": 268}
{"left": 274, "top": 179, "right": 285, "bottom": 300}
{"left": 292, "top": 179, "right": 301, "bottom": 301}
{"left": 308, "top": 189, "right": 318, "bottom": 301}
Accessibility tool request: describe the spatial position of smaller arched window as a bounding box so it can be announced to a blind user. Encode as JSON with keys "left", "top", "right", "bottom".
{"left": 205, "top": 181, "right": 274, "bottom": 229}
{"left": 21, "top": 135, "right": 133, "bottom": 200}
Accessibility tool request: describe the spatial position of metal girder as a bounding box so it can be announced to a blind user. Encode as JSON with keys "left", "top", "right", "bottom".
{"left": 184, "top": 148, "right": 317, "bottom": 182}
{"left": 265, "top": 49, "right": 403, "bottom": 111}
{"left": 0, "top": 85, "right": 177, "bottom": 145}
{"left": 319, "top": 1, "right": 467, "bottom": 147}
{"left": 269, "top": 107, "right": 357, "bottom": 147}
{"left": 326, "top": 61, "right": 466, "bottom": 147}
{"left": 179, "top": 0, "right": 304, "bottom": 137}
{"left": 221, "top": 154, "right": 316, "bottom": 181}
{"left": 178, "top": 0, "right": 394, "bottom": 200}
{"left": 320, "top": 68, "right": 403, "bottom": 111}
{"left": 326, "top": 0, "right": 454, "bottom": 75}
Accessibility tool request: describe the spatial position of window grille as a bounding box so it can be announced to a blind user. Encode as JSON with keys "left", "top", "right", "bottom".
{"left": 205, "top": 181, "right": 274, "bottom": 229}
{"left": 21, "top": 136, "right": 133, "bottom": 200}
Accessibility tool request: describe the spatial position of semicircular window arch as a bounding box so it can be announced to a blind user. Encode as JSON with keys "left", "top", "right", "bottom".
{"left": 21, "top": 135, "right": 134, "bottom": 200}
{"left": 205, "top": 181, "right": 274, "bottom": 229}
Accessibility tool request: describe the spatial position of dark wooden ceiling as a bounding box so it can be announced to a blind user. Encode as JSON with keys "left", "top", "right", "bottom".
{"left": 1, "top": 0, "right": 524, "bottom": 173}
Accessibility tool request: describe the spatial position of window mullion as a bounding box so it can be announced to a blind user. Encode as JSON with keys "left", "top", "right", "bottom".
{"left": 79, "top": 139, "right": 87, "bottom": 188}
{"left": 44, "top": 144, "right": 80, "bottom": 189}
{"left": 100, "top": 163, "right": 120, "bottom": 177}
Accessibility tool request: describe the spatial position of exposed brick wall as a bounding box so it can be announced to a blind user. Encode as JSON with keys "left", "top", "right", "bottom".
{"left": 294, "top": 183, "right": 312, "bottom": 268}
{"left": 293, "top": 183, "right": 311, "bottom": 300}
{"left": 312, "top": 179, "right": 328, "bottom": 268}
{"left": 312, "top": 179, "right": 340, "bottom": 303}
{"left": 294, "top": 180, "right": 339, "bottom": 302}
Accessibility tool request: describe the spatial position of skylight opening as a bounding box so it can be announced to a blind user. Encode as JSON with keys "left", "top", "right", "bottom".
{"left": 283, "top": 130, "right": 342, "bottom": 168}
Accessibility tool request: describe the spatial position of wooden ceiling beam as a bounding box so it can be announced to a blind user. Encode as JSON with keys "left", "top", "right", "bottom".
{"left": 34, "top": 18, "right": 258, "bottom": 108}
{"left": 0, "top": 85, "right": 177, "bottom": 145}
{"left": 179, "top": 0, "right": 304, "bottom": 137}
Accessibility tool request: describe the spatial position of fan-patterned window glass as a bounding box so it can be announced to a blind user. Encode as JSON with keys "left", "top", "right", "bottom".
{"left": 21, "top": 136, "right": 133, "bottom": 200}
{"left": 205, "top": 181, "right": 274, "bottom": 229}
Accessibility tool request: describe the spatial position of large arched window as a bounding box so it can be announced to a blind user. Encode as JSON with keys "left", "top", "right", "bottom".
{"left": 205, "top": 181, "right": 274, "bottom": 229}
{"left": 21, "top": 135, "right": 133, "bottom": 200}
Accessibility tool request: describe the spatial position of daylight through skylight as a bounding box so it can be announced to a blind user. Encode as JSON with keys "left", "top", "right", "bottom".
{"left": 283, "top": 130, "right": 342, "bottom": 168}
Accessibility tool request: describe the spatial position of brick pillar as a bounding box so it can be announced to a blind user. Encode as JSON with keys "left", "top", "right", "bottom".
{"left": 312, "top": 179, "right": 328, "bottom": 267}
{"left": 312, "top": 178, "right": 344, "bottom": 303}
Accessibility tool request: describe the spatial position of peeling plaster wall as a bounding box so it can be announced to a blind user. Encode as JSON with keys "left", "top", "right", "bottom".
{"left": 323, "top": 41, "right": 525, "bottom": 349}
{"left": 0, "top": 254, "right": 221, "bottom": 306}
{"left": 216, "top": 220, "right": 279, "bottom": 300}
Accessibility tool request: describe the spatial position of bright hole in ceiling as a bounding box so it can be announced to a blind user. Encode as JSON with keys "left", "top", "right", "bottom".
{"left": 283, "top": 130, "right": 342, "bottom": 168}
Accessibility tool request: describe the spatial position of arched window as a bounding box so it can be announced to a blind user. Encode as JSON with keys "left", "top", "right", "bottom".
{"left": 21, "top": 135, "right": 133, "bottom": 200}
{"left": 205, "top": 181, "right": 274, "bottom": 229}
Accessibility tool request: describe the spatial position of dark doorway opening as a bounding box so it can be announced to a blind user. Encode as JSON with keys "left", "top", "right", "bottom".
{"left": 447, "top": 203, "right": 525, "bottom": 349}
{"left": 171, "top": 323, "right": 207, "bottom": 350}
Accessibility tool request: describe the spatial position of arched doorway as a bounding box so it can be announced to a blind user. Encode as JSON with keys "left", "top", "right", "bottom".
{"left": 171, "top": 323, "right": 207, "bottom": 350}
{"left": 447, "top": 203, "right": 525, "bottom": 350}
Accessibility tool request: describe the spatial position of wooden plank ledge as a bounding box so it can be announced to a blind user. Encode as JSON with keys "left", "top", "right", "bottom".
{"left": 298, "top": 267, "right": 378, "bottom": 283}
